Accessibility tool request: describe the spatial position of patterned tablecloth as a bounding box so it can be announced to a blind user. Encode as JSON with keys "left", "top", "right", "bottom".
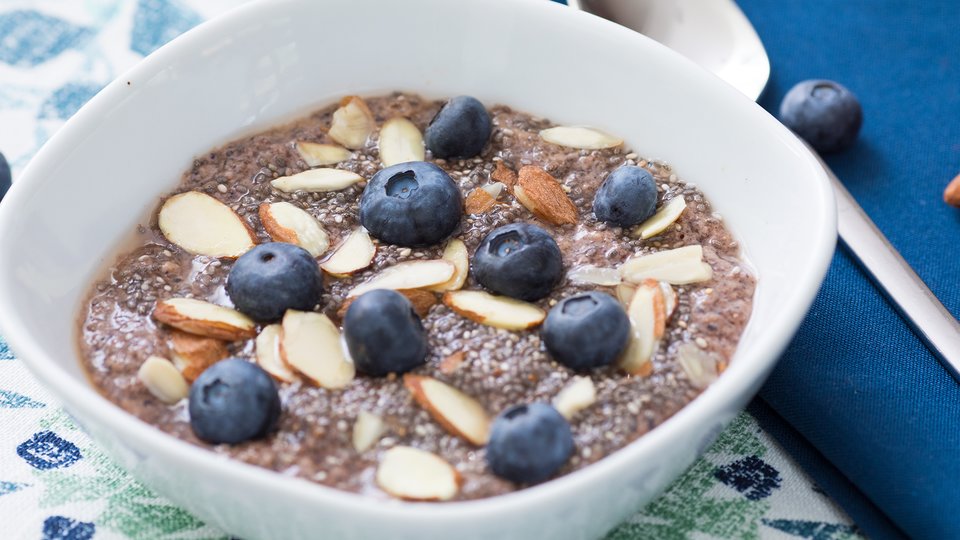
{"left": 0, "top": 1, "right": 861, "bottom": 538}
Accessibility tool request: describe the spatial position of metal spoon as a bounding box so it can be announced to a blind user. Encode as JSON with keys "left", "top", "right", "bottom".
{"left": 568, "top": 0, "right": 960, "bottom": 380}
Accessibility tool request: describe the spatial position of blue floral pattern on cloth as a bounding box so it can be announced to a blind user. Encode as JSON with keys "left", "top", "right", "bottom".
{"left": 0, "top": 481, "right": 29, "bottom": 497}
{"left": 0, "top": 11, "right": 92, "bottom": 67}
{"left": 0, "top": 389, "right": 45, "bottom": 408}
{"left": 131, "top": 0, "right": 202, "bottom": 56}
{"left": 42, "top": 515, "right": 96, "bottom": 540}
{"left": 715, "top": 455, "right": 784, "bottom": 501}
{"left": 0, "top": 340, "right": 15, "bottom": 360}
{"left": 17, "top": 431, "right": 82, "bottom": 471}
{"left": 39, "top": 83, "right": 105, "bottom": 121}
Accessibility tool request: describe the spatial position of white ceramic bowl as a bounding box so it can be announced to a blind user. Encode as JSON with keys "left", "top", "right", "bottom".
{"left": 0, "top": 0, "right": 835, "bottom": 538}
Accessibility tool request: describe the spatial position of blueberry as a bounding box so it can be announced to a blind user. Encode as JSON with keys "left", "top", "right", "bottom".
{"left": 0, "top": 151, "right": 11, "bottom": 202}
{"left": 779, "top": 79, "right": 862, "bottom": 153}
{"left": 542, "top": 292, "right": 631, "bottom": 371}
{"left": 472, "top": 223, "right": 563, "bottom": 301}
{"left": 486, "top": 403, "right": 574, "bottom": 484}
{"left": 359, "top": 161, "right": 462, "bottom": 247}
{"left": 343, "top": 289, "right": 428, "bottom": 376}
{"left": 188, "top": 358, "right": 281, "bottom": 445}
{"left": 226, "top": 242, "right": 323, "bottom": 322}
{"left": 593, "top": 165, "right": 657, "bottom": 227}
{"left": 424, "top": 96, "right": 492, "bottom": 159}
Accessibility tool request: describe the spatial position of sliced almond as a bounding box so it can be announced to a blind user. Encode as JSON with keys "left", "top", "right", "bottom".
{"left": 632, "top": 360, "right": 654, "bottom": 377}
{"left": 427, "top": 239, "right": 468, "bottom": 292}
{"left": 352, "top": 411, "right": 387, "bottom": 452}
{"left": 398, "top": 289, "right": 438, "bottom": 317}
{"left": 295, "top": 141, "right": 352, "bottom": 167}
{"left": 347, "top": 259, "right": 455, "bottom": 297}
{"left": 677, "top": 342, "right": 719, "bottom": 388}
{"left": 636, "top": 259, "right": 712, "bottom": 285}
{"left": 619, "top": 333, "right": 653, "bottom": 377}
{"left": 158, "top": 191, "right": 255, "bottom": 258}
{"left": 439, "top": 351, "right": 468, "bottom": 375}
{"left": 153, "top": 298, "right": 256, "bottom": 341}
{"left": 404, "top": 374, "right": 491, "bottom": 445}
{"left": 329, "top": 95, "right": 375, "bottom": 149}
{"left": 616, "top": 282, "right": 637, "bottom": 307}
{"left": 481, "top": 182, "right": 505, "bottom": 200}
{"left": 338, "top": 288, "right": 437, "bottom": 320}
{"left": 568, "top": 265, "right": 622, "bottom": 286}
{"left": 259, "top": 202, "right": 330, "bottom": 257}
{"left": 168, "top": 329, "right": 228, "bottom": 382}
{"left": 465, "top": 187, "right": 498, "bottom": 214}
{"left": 320, "top": 228, "right": 376, "bottom": 277}
{"left": 539, "top": 126, "right": 623, "bottom": 149}
{"left": 376, "top": 446, "right": 461, "bottom": 501}
{"left": 552, "top": 376, "right": 597, "bottom": 419}
{"left": 138, "top": 356, "right": 189, "bottom": 404}
{"left": 945, "top": 173, "right": 960, "bottom": 207}
{"left": 379, "top": 117, "right": 425, "bottom": 166}
{"left": 270, "top": 168, "right": 364, "bottom": 193}
{"left": 660, "top": 282, "right": 678, "bottom": 319}
{"left": 442, "top": 290, "right": 546, "bottom": 330}
{"left": 634, "top": 196, "right": 687, "bottom": 239}
{"left": 280, "top": 310, "right": 355, "bottom": 389}
{"left": 514, "top": 166, "right": 578, "bottom": 225}
{"left": 717, "top": 359, "right": 729, "bottom": 375}
{"left": 617, "top": 281, "right": 663, "bottom": 375}
{"left": 255, "top": 324, "right": 297, "bottom": 383}
{"left": 491, "top": 161, "right": 517, "bottom": 189}
{"left": 620, "top": 245, "right": 713, "bottom": 285}
{"left": 621, "top": 245, "right": 703, "bottom": 274}
{"left": 649, "top": 281, "right": 667, "bottom": 339}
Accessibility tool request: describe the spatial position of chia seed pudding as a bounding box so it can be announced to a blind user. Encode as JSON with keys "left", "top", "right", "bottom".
{"left": 78, "top": 92, "right": 755, "bottom": 501}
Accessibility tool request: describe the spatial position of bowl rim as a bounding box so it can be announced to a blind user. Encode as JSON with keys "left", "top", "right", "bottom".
{"left": 0, "top": 0, "right": 836, "bottom": 521}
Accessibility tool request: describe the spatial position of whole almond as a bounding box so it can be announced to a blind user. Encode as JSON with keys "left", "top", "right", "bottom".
{"left": 515, "top": 166, "right": 578, "bottom": 225}
{"left": 944, "top": 173, "right": 960, "bottom": 208}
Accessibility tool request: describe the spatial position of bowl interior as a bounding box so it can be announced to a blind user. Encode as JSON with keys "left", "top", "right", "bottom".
{"left": 0, "top": 0, "right": 834, "bottom": 537}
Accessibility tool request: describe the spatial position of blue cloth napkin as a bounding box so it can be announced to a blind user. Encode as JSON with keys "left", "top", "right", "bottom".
{"left": 733, "top": 1, "right": 960, "bottom": 538}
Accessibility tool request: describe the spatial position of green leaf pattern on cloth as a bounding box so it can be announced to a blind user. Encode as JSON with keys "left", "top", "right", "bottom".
{"left": 608, "top": 416, "right": 772, "bottom": 540}
{"left": 33, "top": 411, "right": 215, "bottom": 539}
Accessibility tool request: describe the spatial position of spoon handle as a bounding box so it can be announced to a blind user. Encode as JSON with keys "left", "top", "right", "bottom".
{"left": 814, "top": 149, "right": 960, "bottom": 380}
